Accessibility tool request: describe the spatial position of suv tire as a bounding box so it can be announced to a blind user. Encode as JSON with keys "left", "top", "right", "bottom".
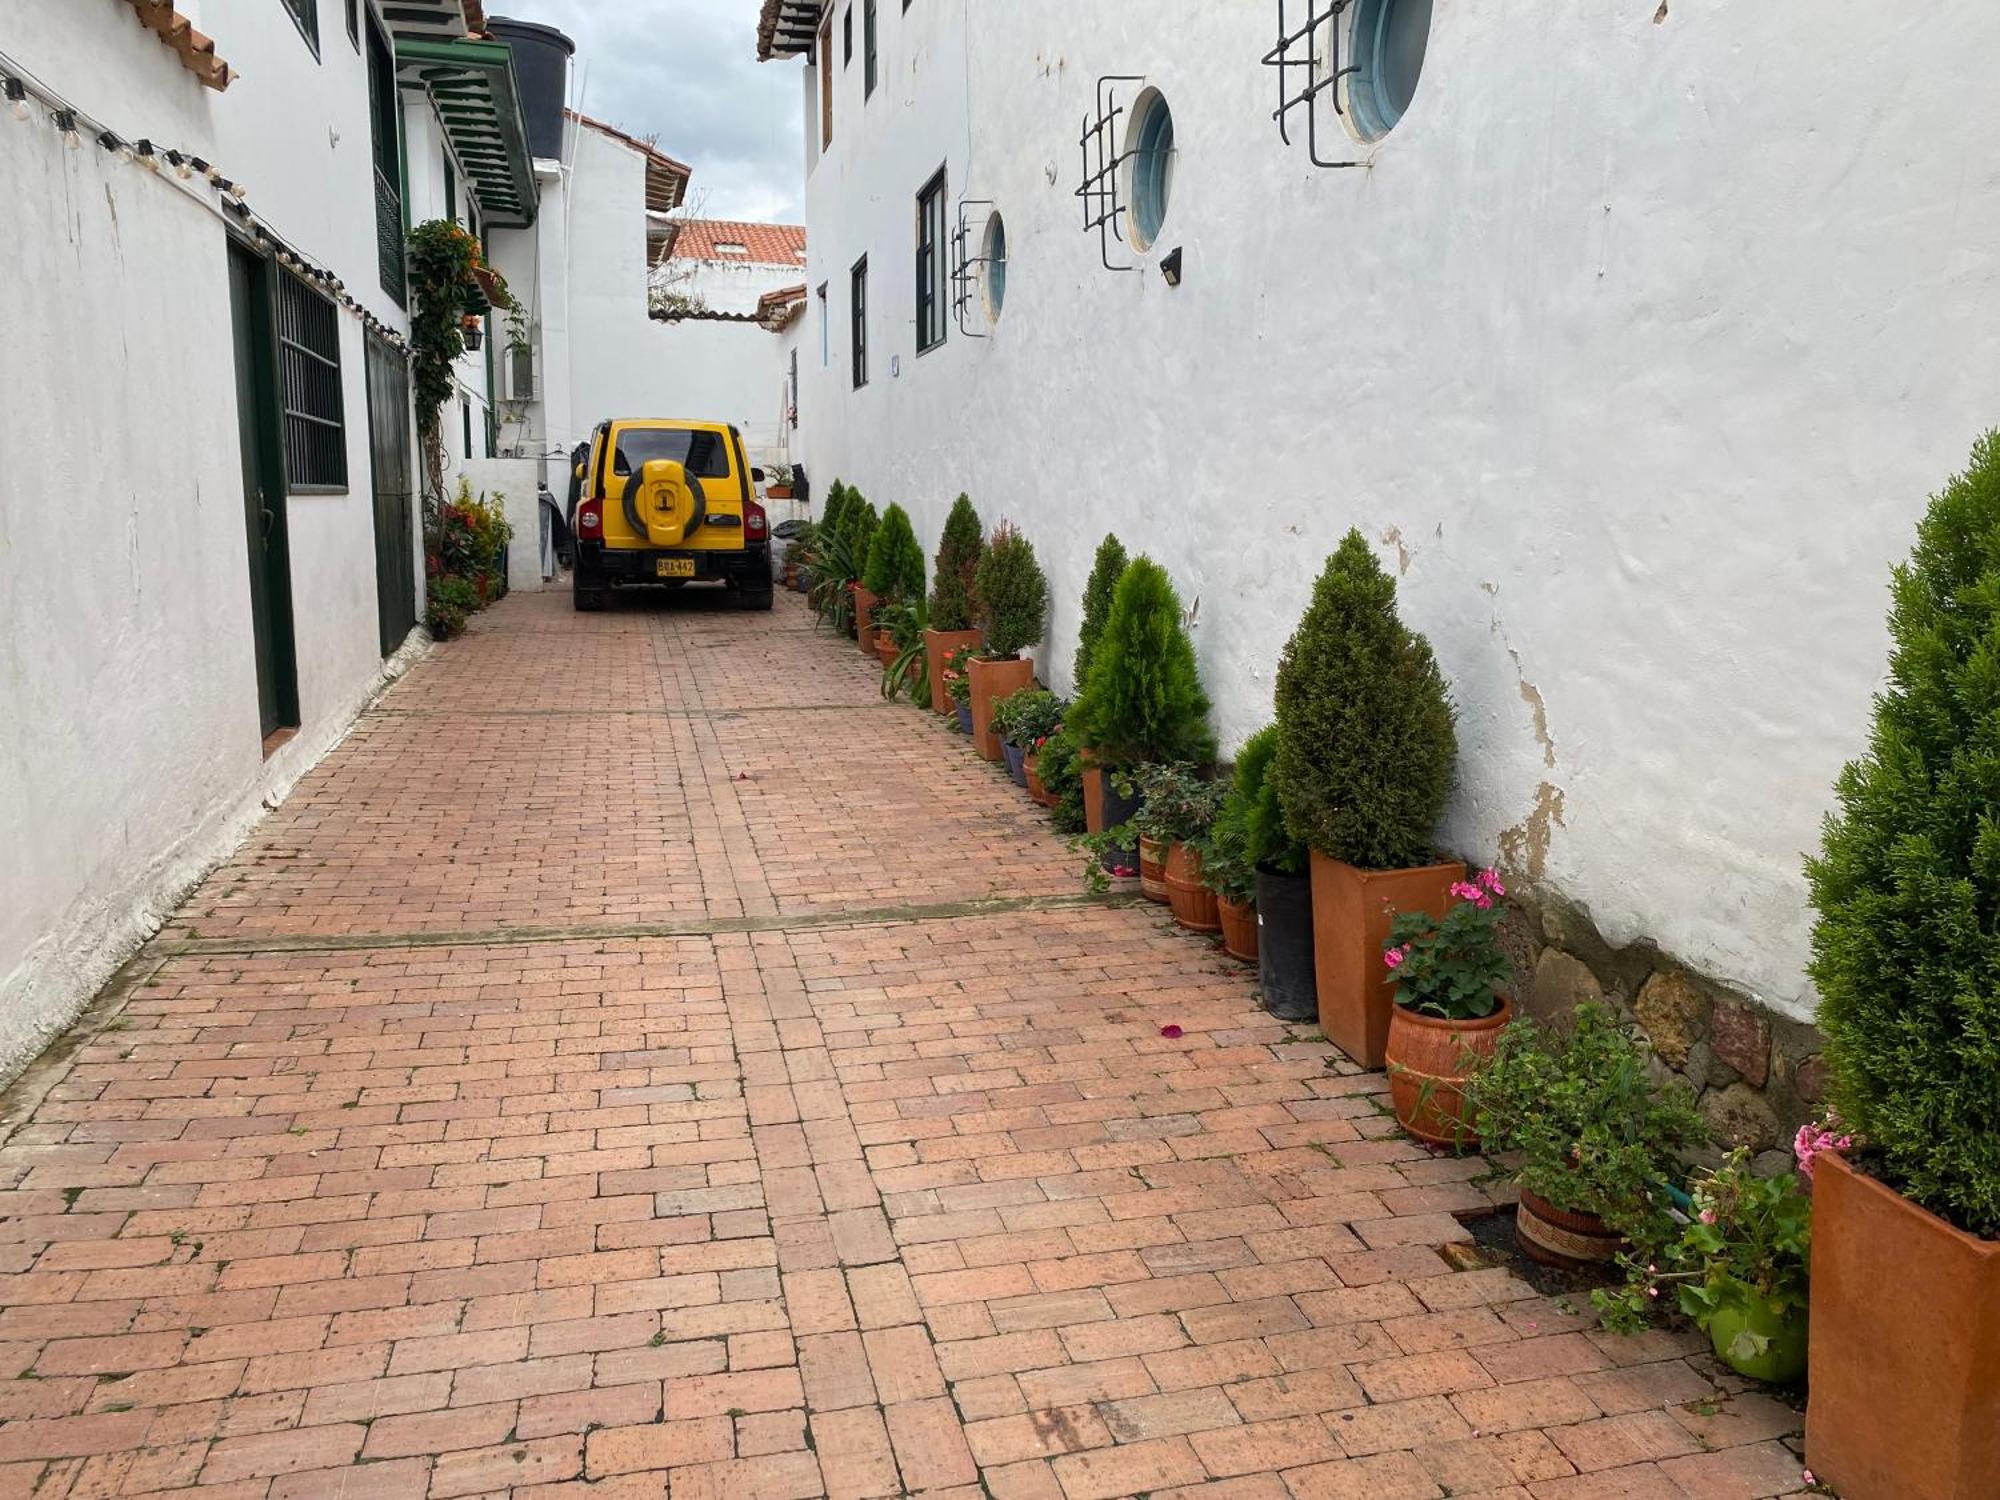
{"left": 574, "top": 582, "right": 607, "bottom": 612}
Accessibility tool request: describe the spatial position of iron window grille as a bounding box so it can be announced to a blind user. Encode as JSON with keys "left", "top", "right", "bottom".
{"left": 916, "top": 168, "right": 948, "bottom": 353}
{"left": 366, "top": 17, "right": 405, "bottom": 305}
{"left": 950, "top": 198, "right": 996, "bottom": 338}
{"left": 1075, "top": 75, "right": 1146, "bottom": 272}
{"left": 850, "top": 255, "right": 869, "bottom": 388}
{"left": 277, "top": 270, "right": 347, "bottom": 490}
{"left": 1263, "top": 0, "right": 1366, "bottom": 168}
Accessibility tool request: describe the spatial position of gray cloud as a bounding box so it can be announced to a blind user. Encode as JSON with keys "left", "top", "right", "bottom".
{"left": 491, "top": 0, "right": 805, "bottom": 222}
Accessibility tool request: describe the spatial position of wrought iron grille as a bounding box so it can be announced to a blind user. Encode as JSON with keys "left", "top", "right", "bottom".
{"left": 950, "top": 198, "right": 995, "bottom": 338}
{"left": 374, "top": 165, "right": 406, "bottom": 306}
{"left": 1263, "top": 0, "right": 1366, "bottom": 169}
{"left": 277, "top": 270, "right": 347, "bottom": 490}
{"left": 1075, "top": 75, "right": 1145, "bottom": 272}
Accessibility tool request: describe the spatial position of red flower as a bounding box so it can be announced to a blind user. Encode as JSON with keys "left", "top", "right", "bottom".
{"left": 1159, "top": 1024, "right": 1183, "bottom": 1039}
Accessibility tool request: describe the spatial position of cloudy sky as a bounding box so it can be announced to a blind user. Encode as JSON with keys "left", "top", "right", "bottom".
{"left": 496, "top": 0, "right": 805, "bottom": 223}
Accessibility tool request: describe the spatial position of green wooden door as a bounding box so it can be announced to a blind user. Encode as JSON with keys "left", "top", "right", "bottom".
{"left": 228, "top": 242, "right": 299, "bottom": 740}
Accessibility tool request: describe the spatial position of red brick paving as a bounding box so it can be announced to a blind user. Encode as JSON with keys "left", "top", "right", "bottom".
{"left": 0, "top": 591, "right": 1806, "bottom": 1498}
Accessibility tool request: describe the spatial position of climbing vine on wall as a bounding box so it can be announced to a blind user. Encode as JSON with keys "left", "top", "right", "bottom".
{"left": 406, "top": 219, "right": 512, "bottom": 512}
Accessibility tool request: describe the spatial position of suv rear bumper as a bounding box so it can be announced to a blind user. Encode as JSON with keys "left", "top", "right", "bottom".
{"left": 578, "top": 541, "right": 771, "bottom": 587}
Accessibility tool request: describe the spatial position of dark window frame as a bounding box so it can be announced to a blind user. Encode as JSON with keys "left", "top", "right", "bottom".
{"left": 276, "top": 269, "right": 348, "bottom": 492}
{"left": 443, "top": 149, "right": 457, "bottom": 224}
{"left": 366, "top": 13, "right": 405, "bottom": 306}
{"left": 842, "top": 5, "right": 853, "bottom": 66}
{"left": 280, "top": 0, "right": 321, "bottom": 57}
{"left": 864, "top": 0, "right": 877, "bottom": 97}
{"left": 850, "top": 256, "right": 869, "bottom": 389}
{"left": 346, "top": 0, "right": 360, "bottom": 48}
{"left": 915, "top": 166, "right": 948, "bottom": 354}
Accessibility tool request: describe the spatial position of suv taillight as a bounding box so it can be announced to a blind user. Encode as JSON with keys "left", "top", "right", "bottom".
{"left": 745, "top": 500, "right": 767, "bottom": 540}
{"left": 577, "top": 501, "right": 603, "bottom": 540}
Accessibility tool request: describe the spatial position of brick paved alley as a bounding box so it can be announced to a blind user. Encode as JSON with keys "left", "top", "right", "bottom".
{"left": 0, "top": 592, "right": 1807, "bottom": 1500}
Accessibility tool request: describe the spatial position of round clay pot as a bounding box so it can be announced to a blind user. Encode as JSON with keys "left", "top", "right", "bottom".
{"left": 874, "top": 633, "right": 899, "bottom": 667}
{"left": 1384, "top": 997, "right": 1513, "bottom": 1148}
{"left": 1217, "top": 895, "right": 1258, "bottom": 963}
{"left": 1137, "top": 836, "right": 1170, "bottom": 904}
{"left": 1025, "top": 752, "right": 1054, "bottom": 806}
{"left": 1516, "top": 1187, "right": 1624, "bottom": 1269}
{"left": 1164, "top": 844, "right": 1221, "bottom": 933}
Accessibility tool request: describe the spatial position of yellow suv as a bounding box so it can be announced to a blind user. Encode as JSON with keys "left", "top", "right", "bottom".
{"left": 571, "top": 418, "right": 772, "bottom": 611}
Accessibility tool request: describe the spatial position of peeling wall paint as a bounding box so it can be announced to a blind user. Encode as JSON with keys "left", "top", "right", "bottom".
{"left": 782, "top": 1, "right": 2000, "bottom": 1022}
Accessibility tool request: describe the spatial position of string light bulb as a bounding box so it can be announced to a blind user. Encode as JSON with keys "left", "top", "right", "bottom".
{"left": 134, "top": 138, "right": 159, "bottom": 171}
{"left": 4, "top": 77, "right": 27, "bottom": 122}
{"left": 52, "top": 108, "right": 80, "bottom": 148}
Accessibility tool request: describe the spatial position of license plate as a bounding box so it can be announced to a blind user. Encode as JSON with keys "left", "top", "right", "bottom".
{"left": 656, "top": 557, "right": 696, "bottom": 578}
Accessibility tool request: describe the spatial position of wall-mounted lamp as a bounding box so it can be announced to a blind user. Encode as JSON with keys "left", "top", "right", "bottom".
{"left": 1160, "top": 247, "right": 1183, "bottom": 287}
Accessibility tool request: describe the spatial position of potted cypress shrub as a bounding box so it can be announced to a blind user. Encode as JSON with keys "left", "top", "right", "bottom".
{"left": 1463, "top": 1003, "right": 1707, "bottom": 1270}
{"left": 967, "top": 523, "right": 1048, "bottom": 761}
{"left": 1802, "top": 433, "right": 2000, "bottom": 1500}
{"left": 1069, "top": 556, "right": 1215, "bottom": 853}
{"left": 841, "top": 496, "right": 880, "bottom": 653}
{"left": 1272, "top": 531, "right": 1460, "bottom": 1068}
{"left": 1224, "top": 726, "right": 1315, "bottom": 1019}
{"left": 1381, "top": 867, "right": 1513, "bottom": 1146}
{"left": 925, "top": 495, "right": 987, "bottom": 713}
{"left": 1072, "top": 534, "right": 1128, "bottom": 832}
{"left": 865, "top": 504, "right": 925, "bottom": 666}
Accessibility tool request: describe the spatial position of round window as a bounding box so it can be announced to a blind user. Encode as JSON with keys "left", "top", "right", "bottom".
{"left": 1125, "top": 89, "right": 1174, "bottom": 252}
{"left": 982, "top": 212, "right": 1008, "bottom": 322}
{"left": 1348, "top": 0, "right": 1432, "bottom": 141}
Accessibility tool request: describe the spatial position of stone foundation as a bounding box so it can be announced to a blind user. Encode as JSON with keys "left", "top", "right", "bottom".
{"left": 1500, "top": 890, "right": 1824, "bottom": 1176}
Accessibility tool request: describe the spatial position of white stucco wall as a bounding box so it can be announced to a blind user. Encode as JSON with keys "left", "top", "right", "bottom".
{"left": 785, "top": 0, "right": 2000, "bottom": 1021}
{"left": 656, "top": 254, "right": 806, "bottom": 316}
{"left": 0, "top": 0, "right": 429, "bottom": 1080}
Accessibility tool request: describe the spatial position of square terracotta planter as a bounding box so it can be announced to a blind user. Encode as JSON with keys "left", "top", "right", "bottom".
{"left": 1806, "top": 1151, "right": 1999, "bottom": 1500}
{"left": 1081, "top": 756, "right": 1106, "bottom": 833}
{"left": 967, "top": 655, "right": 1034, "bottom": 761}
{"left": 925, "top": 627, "right": 983, "bottom": 713}
{"left": 1307, "top": 851, "right": 1464, "bottom": 1069}
{"left": 852, "top": 585, "right": 880, "bottom": 655}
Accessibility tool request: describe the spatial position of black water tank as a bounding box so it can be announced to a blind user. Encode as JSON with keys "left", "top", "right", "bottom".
{"left": 488, "top": 17, "right": 574, "bottom": 162}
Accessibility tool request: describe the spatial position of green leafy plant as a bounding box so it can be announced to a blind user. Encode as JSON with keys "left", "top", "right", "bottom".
{"left": 818, "top": 481, "right": 853, "bottom": 550}
{"left": 865, "top": 503, "right": 926, "bottom": 602}
{"left": 407, "top": 219, "right": 511, "bottom": 520}
{"left": 1463, "top": 1003, "right": 1708, "bottom": 1256}
{"left": 877, "top": 596, "right": 931, "bottom": 703}
{"left": 807, "top": 519, "right": 860, "bottom": 633}
{"left": 1805, "top": 431, "right": 2000, "bottom": 1239}
{"left": 1036, "top": 724, "right": 1088, "bottom": 835}
{"left": 839, "top": 494, "right": 880, "bottom": 589}
{"left": 423, "top": 477, "right": 511, "bottom": 639}
{"left": 930, "top": 495, "right": 985, "bottom": 631}
{"left": 941, "top": 644, "right": 977, "bottom": 707}
{"left": 1382, "top": 867, "right": 1509, "bottom": 1021}
{"left": 1273, "top": 530, "right": 1456, "bottom": 869}
{"left": 1068, "top": 556, "right": 1214, "bottom": 768}
{"left": 1595, "top": 1150, "right": 1812, "bottom": 1351}
{"left": 1073, "top": 533, "right": 1128, "bottom": 690}
{"left": 1130, "top": 762, "right": 1225, "bottom": 846}
{"left": 1202, "top": 762, "right": 1258, "bottom": 906}
{"left": 973, "top": 522, "right": 1048, "bottom": 659}
{"left": 1232, "top": 725, "right": 1306, "bottom": 877}
{"left": 424, "top": 573, "right": 479, "bottom": 638}
{"left": 992, "top": 688, "right": 1066, "bottom": 750}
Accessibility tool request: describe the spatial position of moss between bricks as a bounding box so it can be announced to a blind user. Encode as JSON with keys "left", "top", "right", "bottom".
{"left": 1500, "top": 888, "right": 1823, "bottom": 1171}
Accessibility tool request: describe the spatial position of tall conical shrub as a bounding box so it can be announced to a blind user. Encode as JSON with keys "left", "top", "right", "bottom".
{"left": 1272, "top": 529, "right": 1456, "bottom": 869}
{"left": 930, "top": 495, "right": 985, "bottom": 631}
{"left": 1807, "top": 432, "right": 2000, "bottom": 1237}
{"left": 1069, "top": 556, "right": 1214, "bottom": 766}
{"left": 1073, "top": 533, "right": 1128, "bottom": 691}
{"left": 840, "top": 494, "right": 879, "bottom": 584}
{"left": 973, "top": 522, "right": 1048, "bottom": 659}
{"left": 864, "top": 503, "right": 925, "bottom": 601}
{"left": 819, "top": 480, "right": 851, "bottom": 545}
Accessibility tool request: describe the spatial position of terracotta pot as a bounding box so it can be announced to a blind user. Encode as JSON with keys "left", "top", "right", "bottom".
{"left": 1137, "top": 836, "right": 1170, "bottom": 903}
{"left": 852, "top": 584, "right": 880, "bottom": 654}
{"left": 1025, "top": 751, "right": 1055, "bottom": 806}
{"left": 1256, "top": 864, "right": 1317, "bottom": 1020}
{"left": 1081, "top": 757, "right": 1106, "bottom": 833}
{"left": 1307, "top": 851, "right": 1465, "bottom": 1069}
{"left": 924, "top": 626, "right": 983, "bottom": 713}
{"left": 1515, "top": 1187, "right": 1623, "bottom": 1269}
{"left": 766, "top": 484, "right": 794, "bottom": 499}
{"left": 1384, "top": 996, "right": 1512, "bottom": 1148}
{"left": 1217, "top": 895, "right": 1258, "bottom": 963}
{"left": 782, "top": 562, "right": 798, "bottom": 587}
{"left": 874, "top": 632, "right": 899, "bottom": 667}
{"left": 1164, "top": 843, "right": 1221, "bottom": 933}
{"left": 967, "top": 655, "right": 1034, "bottom": 761}
{"left": 1806, "top": 1151, "right": 1999, "bottom": 1500}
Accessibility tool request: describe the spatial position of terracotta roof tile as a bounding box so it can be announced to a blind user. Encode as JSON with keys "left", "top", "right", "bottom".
{"left": 566, "top": 109, "right": 691, "bottom": 211}
{"left": 123, "top": 0, "right": 233, "bottom": 90}
{"left": 668, "top": 219, "right": 807, "bottom": 267}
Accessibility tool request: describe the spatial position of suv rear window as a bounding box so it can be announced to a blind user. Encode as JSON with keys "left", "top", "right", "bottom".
{"left": 613, "top": 427, "right": 731, "bottom": 479}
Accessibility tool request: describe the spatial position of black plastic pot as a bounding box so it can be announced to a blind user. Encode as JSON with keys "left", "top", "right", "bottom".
{"left": 1256, "top": 862, "right": 1317, "bottom": 1021}
{"left": 1100, "top": 780, "right": 1141, "bottom": 873}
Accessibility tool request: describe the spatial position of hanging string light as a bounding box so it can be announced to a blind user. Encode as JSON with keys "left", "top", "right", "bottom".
{"left": 4, "top": 76, "right": 28, "bottom": 121}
